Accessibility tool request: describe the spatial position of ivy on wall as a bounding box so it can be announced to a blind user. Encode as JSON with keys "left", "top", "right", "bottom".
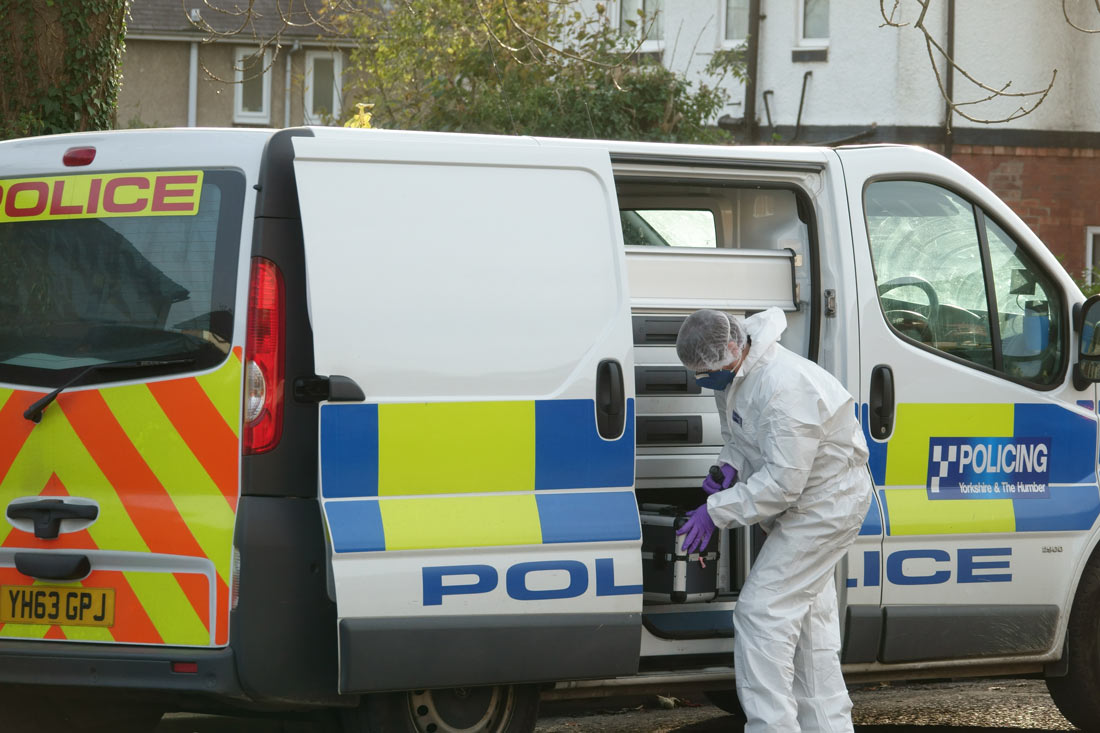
{"left": 0, "top": 0, "right": 129, "bottom": 139}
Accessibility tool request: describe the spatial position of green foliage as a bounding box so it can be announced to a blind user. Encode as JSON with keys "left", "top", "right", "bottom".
{"left": 342, "top": 1, "right": 744, "bottom": 143}
{"left": 0, "top": 0, "right": 128, "bottom": 140}
{"left": 1079, "top": 268, "right": 1100, "bottom": 298}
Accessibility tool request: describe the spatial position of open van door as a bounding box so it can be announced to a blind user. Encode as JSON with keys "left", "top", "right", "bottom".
{"left": 293, "top": 129, "right": 641, "bottom": 694}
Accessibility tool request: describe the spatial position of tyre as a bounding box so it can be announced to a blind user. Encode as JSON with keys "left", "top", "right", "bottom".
{"left": 703, "top": 688, "right": 747, "bottom": 729}
{"left": 1047, "top": 556, "right": 1100, "bottom": 731}
{"left": 342, "top": 684, "right": 540, "bottom": 733}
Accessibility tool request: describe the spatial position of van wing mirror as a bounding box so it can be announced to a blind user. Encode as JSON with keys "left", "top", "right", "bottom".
{"left": 1073, "top": 295, "right": 1100, "bottom": 390}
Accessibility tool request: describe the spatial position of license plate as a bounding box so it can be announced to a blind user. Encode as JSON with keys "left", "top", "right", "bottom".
{"left": 0, "top": 585, "right": 115, "bottom": 627}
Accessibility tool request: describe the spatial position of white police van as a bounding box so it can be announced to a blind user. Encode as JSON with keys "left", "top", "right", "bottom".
{"left": 1, "top": 127, "right": 1100, "bottom": 732}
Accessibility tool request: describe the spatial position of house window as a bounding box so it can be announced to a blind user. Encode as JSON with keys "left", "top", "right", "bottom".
{"left": 305, "top": 51, "right": 343, "bottom": 125}
{"left": 621, "top": 0, "right": 664, "bottom": 47}
{"left": 799, "top": 0, "right": 829, "bottom": 44}
{"left": 723, "top": 0, "right": 750, "bottom": 44}
{"left": 1086, "top": 226, "right": 1100, "bottom": 285}
{"left": 234, "top": 47, "right": 271, "bottom": 124}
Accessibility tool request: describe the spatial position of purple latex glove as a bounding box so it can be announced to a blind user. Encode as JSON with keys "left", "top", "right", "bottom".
{"left": 676, "top": 504, "right": 716, "bottom": 555}
{"left": 702, "top": 463, "right": 737, "bottom": 495}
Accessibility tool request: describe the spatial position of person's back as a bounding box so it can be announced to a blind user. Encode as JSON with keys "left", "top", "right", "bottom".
{"left": 707, "top": 308, "right": 870, "bottom": 529}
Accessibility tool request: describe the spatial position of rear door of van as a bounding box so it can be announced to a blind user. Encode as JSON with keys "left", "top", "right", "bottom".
{"left": 0, "top": 131, "right": 258, "bottom": 650}
{"left": 294, "top": 129, "right": 641, "bottom": 693}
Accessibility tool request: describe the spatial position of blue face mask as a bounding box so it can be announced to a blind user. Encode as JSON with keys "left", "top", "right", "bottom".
{"left": 694, "top": 368, "right": 735, "bottom": 391}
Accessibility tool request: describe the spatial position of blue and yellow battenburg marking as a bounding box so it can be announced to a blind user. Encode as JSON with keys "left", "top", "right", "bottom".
{"left": 321, "top": 399, "right": 638, "bottom": 552}
{"left": 860, "top": 402, "right": 1100, "bottom": 536}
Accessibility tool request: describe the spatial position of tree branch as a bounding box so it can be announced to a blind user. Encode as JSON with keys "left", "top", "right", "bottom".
{"left": 888, "top": 0, "right": 1058, "bottom": 127}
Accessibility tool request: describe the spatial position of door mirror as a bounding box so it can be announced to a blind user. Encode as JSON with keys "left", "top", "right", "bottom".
{"left": 1074, "top": 295, "right": 1100, "bottom": 389}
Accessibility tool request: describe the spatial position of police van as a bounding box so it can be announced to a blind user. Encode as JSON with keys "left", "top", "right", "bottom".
{"left": 2, "top": 127, "right": 1100, "bottom": 732}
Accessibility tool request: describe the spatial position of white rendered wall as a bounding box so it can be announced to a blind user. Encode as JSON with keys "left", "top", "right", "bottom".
{"left": 577, "top": 1, "right": 1100, "bottom": 135}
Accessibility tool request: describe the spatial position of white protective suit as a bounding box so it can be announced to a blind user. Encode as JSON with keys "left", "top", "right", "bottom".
{"left": 708, "top": 308, "right": 873, "bottom": 732}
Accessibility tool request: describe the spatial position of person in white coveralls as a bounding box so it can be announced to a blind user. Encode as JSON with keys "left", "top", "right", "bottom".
{"left": 674, "top": 307, "right": 873, "bottom": 733}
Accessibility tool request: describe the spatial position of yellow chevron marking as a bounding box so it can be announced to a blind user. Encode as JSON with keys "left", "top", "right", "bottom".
{"left": 196, "top": 355, "right": 242, "bottom": 438}
{"left": 0, "top": 408, "right": 209, "bottom": 642}
{"left": 126, "top": 571, "right": 209, "bottom": 645}
{"left": 0, "top": 623, "right": 50, "bottom": 639}
{"left": 101, "top": 384, "right": 234, "bottom": 585}
{"left": 1, "top": 406, "right": 148, "bottom": 552}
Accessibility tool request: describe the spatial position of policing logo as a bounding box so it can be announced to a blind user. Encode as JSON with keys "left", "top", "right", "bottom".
{"left": 926, "top": 437, "right": 1050, "bottom": 500}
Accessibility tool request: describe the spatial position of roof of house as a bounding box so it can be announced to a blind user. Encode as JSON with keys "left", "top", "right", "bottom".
{"left": 127, "top": 0, "right": 352, "bottom": 41}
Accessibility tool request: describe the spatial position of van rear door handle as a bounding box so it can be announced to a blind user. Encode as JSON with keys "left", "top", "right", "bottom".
{"left": 869, "top": 365, "right": 895, "bottom": 440}
{"left": 6, "top": 500, "right": 98, "bottom": 540}
{"left": 15, "top": 552, "right": 91, "bottom": 581}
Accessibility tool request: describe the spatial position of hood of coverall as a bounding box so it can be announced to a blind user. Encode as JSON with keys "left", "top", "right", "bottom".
{"left": 734, "top": 307, "right": 787, "bottom": 380}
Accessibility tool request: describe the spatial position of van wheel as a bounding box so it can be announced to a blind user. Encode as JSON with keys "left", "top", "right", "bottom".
{"left": 703, "top": 689, "right": 746, "bottom": 729}
{"left": 343, "top": 684, "right": 540, "bottom": 733}
{"left": 1047, "top": 556, "right": 1100, "bottom": 731}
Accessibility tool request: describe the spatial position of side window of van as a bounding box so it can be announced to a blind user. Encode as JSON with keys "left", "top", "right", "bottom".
{"left": 865, "top": 180, "right": 1064, "bottom": 385}
{"left": 620, "top": 209, "right": 717, "bottom": 247}
{"left": 986, "top": 218, "right": 1064, "bottom": 381}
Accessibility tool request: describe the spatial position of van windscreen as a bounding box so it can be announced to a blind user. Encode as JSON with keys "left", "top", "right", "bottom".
{"left": 0, "top": 169, "right": 245, "bottom": 388}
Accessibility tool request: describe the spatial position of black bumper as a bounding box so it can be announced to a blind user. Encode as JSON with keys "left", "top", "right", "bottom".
{"left": 0, "top": 640, "right": 243, "bottom": 697}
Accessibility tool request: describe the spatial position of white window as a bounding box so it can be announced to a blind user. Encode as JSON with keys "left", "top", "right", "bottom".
{"left": 621, "top": 0, "right": 664, "bottom": 50}
{"left": 305, "top": 50, "right": 343, "bottom": 125}
{"left": 1086, "top": 226, "right": 1100, "bottom": 285}
{"left": 234, "top": 47, "right": 272, "bottom": 124}
{"left": 798, "top": 0, "right": 829, "bottom": 45}
{"left": 723, "top": 0, "right": 750, "bottom": 45}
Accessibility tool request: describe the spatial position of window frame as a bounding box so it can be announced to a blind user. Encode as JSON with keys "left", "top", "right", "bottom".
{"left": 796, "top": 0, "right": 830, "bottom": 48}
{"left": 862, "top": 175, "right": 1069, "bottom": 391}
{"left": 0, "top": 168, "right": 247, "bottom": 390}
{"left": 233, "top": 46, "right": 272, "bottom": 125}
{"left": 619, "top": 0, "right": 665, "bottom": 54}
{"left": 720, "top": 0, "right": 751, "bottom": 47}
{"left": 304, "top": 49, "right": 344, "bottom": 125}
{"left": 1085, "top": 225, "right": 1100, "bottom": 285}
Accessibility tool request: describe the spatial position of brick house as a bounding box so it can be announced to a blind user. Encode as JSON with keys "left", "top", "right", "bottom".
{"left": 120, "top": 0, "right": 354, "bottom": 129}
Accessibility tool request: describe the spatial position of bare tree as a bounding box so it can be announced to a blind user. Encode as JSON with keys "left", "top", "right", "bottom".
{"left": 879, "top": 0, "right": 1060, "bottom": 128}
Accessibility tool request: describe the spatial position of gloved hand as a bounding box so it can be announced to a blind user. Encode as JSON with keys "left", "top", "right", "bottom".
{"left": 676, "top": 504, "right": 716, "bottom": 555}
{"left": 702, "top": 463, "right": 737, "bottom": 495}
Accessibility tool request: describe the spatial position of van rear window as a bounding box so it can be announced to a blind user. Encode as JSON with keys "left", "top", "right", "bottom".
{"left": 0, "top": 169, "right": 245, "bottom": 388}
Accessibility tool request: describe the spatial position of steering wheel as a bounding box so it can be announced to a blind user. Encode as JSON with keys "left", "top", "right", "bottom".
{"left": 878, "top": 276, "right": 939, "bottom": 341}
{"left": 884, "top": 309, "right": 934, "bottom": 343}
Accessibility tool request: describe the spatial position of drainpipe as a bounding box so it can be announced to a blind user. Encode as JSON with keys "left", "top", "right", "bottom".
{"left": 743, "top": 0, "right": 762, "bottom": 143}
{"left": 188, "top": 42, "right": 198, "bottom": 127}
{"left": 943, "top": 0, "right": 955, "bottom": 158}
{"left": 284, "top": 41, "right": 300, "bottom": 128}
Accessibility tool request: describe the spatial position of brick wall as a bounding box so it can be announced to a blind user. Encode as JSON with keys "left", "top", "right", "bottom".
{"left": 949, "top": 145, "right": 1100, "bottom": 281}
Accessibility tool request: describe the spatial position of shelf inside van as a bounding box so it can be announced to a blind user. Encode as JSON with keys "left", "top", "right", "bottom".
{"left": 625, "top": 246, "right": 798, "bottom": 312}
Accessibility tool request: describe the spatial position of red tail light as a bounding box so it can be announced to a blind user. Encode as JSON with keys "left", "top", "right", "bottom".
{"left": 243, "top": 257, "right": 285, "bottom": 455}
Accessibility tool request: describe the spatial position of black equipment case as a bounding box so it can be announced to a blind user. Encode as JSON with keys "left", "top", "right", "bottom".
{"left": 640, "top": 504, "right": 719, "bottom": 603}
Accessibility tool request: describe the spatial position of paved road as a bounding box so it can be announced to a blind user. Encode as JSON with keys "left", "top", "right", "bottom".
{"left": 156, "top": 678, "right": 1077, "bottom": 732}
